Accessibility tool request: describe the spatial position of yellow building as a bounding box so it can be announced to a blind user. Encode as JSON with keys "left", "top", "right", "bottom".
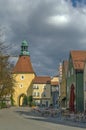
{"left": 13, "top": 40, "right": 35, "bottom": 106}
{"left": 32, "top": 76, "right": 51, "bottom": 107}
{"left": 51, "top": 76, "right": 59, "bottom": 84}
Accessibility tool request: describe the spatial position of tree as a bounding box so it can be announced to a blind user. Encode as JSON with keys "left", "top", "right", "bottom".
{"left": 0, "top": 55, "right": 15, "bottom": 100}
{"left": 23, "top": 95, "right": 28, "bottom": 106}
{"left": 27, "top": 95, "right": 33, "bottom": 107}
{"left": 0, "top": 30, "right": 15, "bottom": 104}
{"left": 0, "top": 27, "right": 16, "bottom": 105}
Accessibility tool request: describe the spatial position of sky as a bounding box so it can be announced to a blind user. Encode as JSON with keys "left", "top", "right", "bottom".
{"left": 0, "top": 0, "right": 86, "bottom": 76}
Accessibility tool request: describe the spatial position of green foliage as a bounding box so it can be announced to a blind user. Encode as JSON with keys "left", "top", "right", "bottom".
{"left": 0, "top": 54, "right": 15, "bottom": 100}
{"left": 31, "top": 101, "right": 36, "bottom": 106}
{"left": 0, "top": 101, "right": 7, "bottom": 109}
{"left": 23, "top": 95, "right": 28, "bottom": 106}
{"left": 0, "top": 29, "right": 16, "bottom": 102}
{"left": 10, "top": 95, "right": 15, "bottom": 106}
{"left": 28, "top": 95, "right": 33, "bottom": 102}
{"left": 27, "top": 95, "right": 33, "bottom": 107}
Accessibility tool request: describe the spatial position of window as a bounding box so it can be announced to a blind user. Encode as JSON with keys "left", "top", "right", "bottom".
{"left": 71, "top": 67, "right": 73, "bottom": 75}
{"left": 33, "top": 85, "right": 39, "bottom": 89}
{"left": 43, "top": 86, "right": 46, "bottom": 89}
{"left": 56, "top": 86, "right": 59, "bottom": 91}
{"left": 37, "top": 92, "right": 40, "bottom": 97}
{"left": 33, "top": 92, "right": 36, "bottom": 97}
{"left": 19, "top": 84, "right": 23, "bottom": 88}
{"left": 43, "top": 92, "right": 46, "bottom": 97}
{"left": 36, "top": 85, "right": 39, "bottom": 89}
{"left": 21, "top": 75, "right": 24, "bottom": 80}
{"left": 33, "top": 85, "right": 36, "bottom": 89}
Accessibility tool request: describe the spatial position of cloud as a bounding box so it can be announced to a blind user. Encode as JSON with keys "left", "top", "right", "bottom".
{"left": 0, "top": 0, "right": 86, "bottom": 76}
{"left": 47, "top": 15, "right": 70, "bottom": 26}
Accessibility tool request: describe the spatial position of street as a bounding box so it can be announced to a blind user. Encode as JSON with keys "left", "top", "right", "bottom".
{"left": 0, "top": 107, "right": 85, "bottom": 130}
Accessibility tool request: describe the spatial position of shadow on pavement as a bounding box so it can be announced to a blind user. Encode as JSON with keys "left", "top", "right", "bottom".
{"left": 15, "top": 107, "right": 86, "bottom": 129}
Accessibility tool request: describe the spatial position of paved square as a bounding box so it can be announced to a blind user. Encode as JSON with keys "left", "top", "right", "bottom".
{"left": 0, "top": 107, "right": 85, "bottom": 130}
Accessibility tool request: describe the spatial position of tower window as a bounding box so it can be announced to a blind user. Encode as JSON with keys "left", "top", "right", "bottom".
{"left": 21, "top": 75, "right": 24, "bottom": 80}
{"left": 19, "top": 84, "right": 23, "bottom": 88}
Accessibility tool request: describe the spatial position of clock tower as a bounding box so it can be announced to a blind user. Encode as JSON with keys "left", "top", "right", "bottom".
{"left": 13, "top": 40, "right": 35, "bottom": 106}
{"left": 20, "top": 40, "right": 30, "bottom": 56}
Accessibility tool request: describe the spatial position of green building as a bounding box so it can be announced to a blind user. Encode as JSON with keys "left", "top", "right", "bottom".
{"left": 67, "top": 51, "right": 86, "bottom": 112}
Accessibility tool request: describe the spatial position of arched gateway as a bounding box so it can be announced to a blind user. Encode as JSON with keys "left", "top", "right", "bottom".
{"left": 13, "top": 40, "right": 35, "bottom": 106}
{"left": 18, "top": 93, "right": 27, "bottom": 106}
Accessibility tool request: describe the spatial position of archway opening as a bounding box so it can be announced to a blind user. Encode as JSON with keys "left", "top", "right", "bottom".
{"left": 18, "top": 94, "right": 27, "bottom": 106}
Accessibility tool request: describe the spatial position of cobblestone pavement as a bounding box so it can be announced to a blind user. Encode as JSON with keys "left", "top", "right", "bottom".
{"left": 0, "top": 107, "right": 85, "bottom": 130}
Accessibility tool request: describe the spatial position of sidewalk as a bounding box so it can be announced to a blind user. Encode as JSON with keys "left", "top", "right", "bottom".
{"left": 47, "top": 116, "right": 86, "bottom": 128}
{"left": 29, "top": 107, "right": 86, "bottom": 128}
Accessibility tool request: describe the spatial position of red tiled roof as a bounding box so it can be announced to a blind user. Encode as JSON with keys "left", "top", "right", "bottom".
{"left": 71, "top": 50, "right": 86, "bottom": 70}
{"left": 13, "top": 56, "right": 34, "bottom": 73}
{"left": 73, "top": 61, "right": 84, "bottom": 70}
{"left": 71, "top": 51, "right": 86, "bottom": 61}
{"left": 33, "top": 76, "right": 51, "bottom": 84}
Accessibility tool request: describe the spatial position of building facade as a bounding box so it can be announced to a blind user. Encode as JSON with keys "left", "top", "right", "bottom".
{"left": 12, "top": 40, "right": 60, "bottom": 107}
{"left": 32, "top": 76, "right": 51, "bottom": 107}
{"left": 67, "top": 51, "right": 86, "bottom": 112}
{"left": 13, "top": 40, "right": 35, "bottom": 106}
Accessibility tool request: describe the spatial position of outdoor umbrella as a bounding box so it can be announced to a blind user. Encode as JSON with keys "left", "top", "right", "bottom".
{"left": 69, "top": 84, "right": 75, "bottom": 112}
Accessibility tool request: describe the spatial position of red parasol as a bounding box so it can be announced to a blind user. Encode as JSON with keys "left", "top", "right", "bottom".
{"left": 69, "top": 84, "right": 75, "bottom": 112}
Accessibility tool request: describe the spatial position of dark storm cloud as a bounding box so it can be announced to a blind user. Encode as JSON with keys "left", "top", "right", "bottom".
{"left": 0, "top": 0, "right": 86, "bottom": 76}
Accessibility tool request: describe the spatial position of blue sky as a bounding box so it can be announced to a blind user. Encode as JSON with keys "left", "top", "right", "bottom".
{"left": 71, "top": 0, "right": 86, "bottom": 6}
{"left": 0, "top": 0, "right": 86, "bottom": 76}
